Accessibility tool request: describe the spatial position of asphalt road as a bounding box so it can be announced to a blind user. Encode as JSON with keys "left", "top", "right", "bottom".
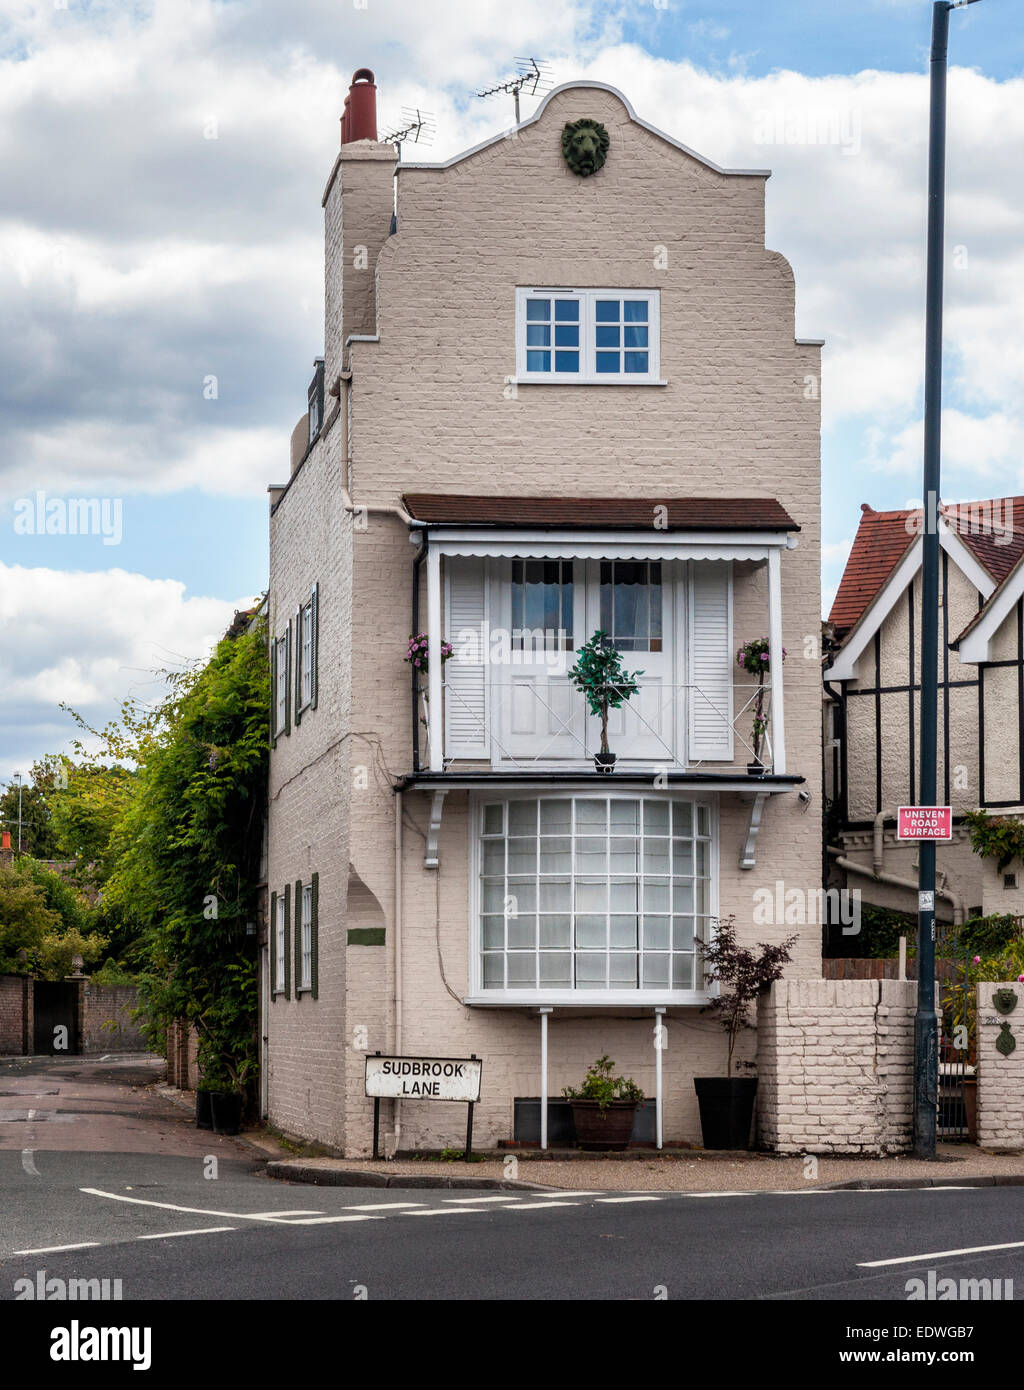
{"left": 1, "top": 1147, "right": 1023, "bottom": 1301}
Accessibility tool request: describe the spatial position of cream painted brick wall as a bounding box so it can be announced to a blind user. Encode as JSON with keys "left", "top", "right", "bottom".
{"left": 977, "top": 982, "right": 1024, "bottom": 1150}
{"left": 758, "top": 979, "right": 916, "bottom": 1154}
{"left": 269, "top": 82, "right": 824, "bottom": 1154}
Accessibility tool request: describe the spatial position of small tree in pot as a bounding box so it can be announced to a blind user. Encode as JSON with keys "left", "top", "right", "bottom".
{"left": 563, "top": 1055, "right": 645, "bottom": 1150}
{"left": 567, "top": 631, "right": 643, "bottom": 772}
{"left": 694, "top": 918, "right": 796, "bottom": 1149}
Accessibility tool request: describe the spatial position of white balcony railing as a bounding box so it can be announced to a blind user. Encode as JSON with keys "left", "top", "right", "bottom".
{"left": 430, "top": 679, "right": 776, "bottom": 773}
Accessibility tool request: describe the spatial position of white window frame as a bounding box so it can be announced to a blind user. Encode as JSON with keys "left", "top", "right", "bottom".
{"left": 300, "top": 602, "right": 314, "bottom": 709}
{"left": 300, "top": 883, "right": 313, "bottom": 992}
{"left": 466, "top": 791, "right": 718, "bottom": 1006}
{"left": 515, "top": 288, "right": 662, "bottom": 385}
{"left": 274, "top": 633, "right": 289, "bottom": 737}
{"left": 275, "top": 894, "right": 286, "bottom": 994}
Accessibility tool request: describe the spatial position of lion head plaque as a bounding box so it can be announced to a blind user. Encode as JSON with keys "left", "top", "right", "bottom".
{"left": 562, "top": 119, "right": 610, "bottom": 177}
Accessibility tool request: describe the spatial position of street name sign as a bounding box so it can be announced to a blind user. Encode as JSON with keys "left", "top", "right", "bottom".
{"left": 364, "top": 1054, "right": 482, "bottom": 1103}
{"left": 897, "top": 806, "right": 953, "bottom": 841}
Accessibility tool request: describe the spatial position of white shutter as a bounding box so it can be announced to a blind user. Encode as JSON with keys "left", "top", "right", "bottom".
{"left": 688, "top": 562, "right": 733, "bottom": 762}
{"left": 445, "top": 558, "right": 489, "bottom": 758}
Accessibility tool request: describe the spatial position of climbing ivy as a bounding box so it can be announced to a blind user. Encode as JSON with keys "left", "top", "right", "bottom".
{"left": 102, "top": 622, "right": 269, "bottom": 1091}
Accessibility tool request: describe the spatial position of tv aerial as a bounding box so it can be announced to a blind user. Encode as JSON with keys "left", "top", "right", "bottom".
{"left": 475, "top": 58, "right": 553, "bottom": 124}
{"left": 381, "top": 107, "right": 436, "bottom": 159}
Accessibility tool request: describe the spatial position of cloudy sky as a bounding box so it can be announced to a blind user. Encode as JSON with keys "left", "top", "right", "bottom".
{"left": 0, "top": 0, "right": 1019, "bottom": 785}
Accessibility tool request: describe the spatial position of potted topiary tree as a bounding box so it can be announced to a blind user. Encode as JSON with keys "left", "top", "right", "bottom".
{"left": 567, "top": 630, "right": 644, "bottom": 773}
{"left": 563, "top": 1055, "right": 645, "bottom": 1149}
{"left": 694, "top": 917, "right": 796, "bottom": 1149}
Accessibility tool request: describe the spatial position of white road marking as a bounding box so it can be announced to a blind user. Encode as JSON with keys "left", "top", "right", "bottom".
{"left": 540, "top": 1190, "right": 603, "bottom": 1197}
{"left": 442, "top": 1195, "right": 521, "bottom": 1204}
{"left": 80, "top": 1187, "right": 314, "bottom": 1224}
{"left": 340, "top": 1202, "right": 426, "bottom": 1211}
{"left": 137, "top": 1226, "right": 236, "bottom": 1240}
{"left": 408, "top": 1208, "right": 488, "bottom": 1217}
{"left": 684, "top": 1191, "right": 757, "bottom": 1199}
{"left": 21, "top": 1149, "right": 39, "bottom": 1176}
{"left": 242, "top": 1210, "right": 325, "bottom": 1218}
{"left": 501, "top": 1201, "right": 580, "bottom": 1210}
{"left": 271, "top": 1214, "right": 384, "bottom": 1225}
{"left": 14, "top": 1242, "right": 101, "bottom": 1256}
{"left": 860, "top": 1238, "right": 1024, "bottom": 1269}
{"left": 595, "top": 1195, "right": 662, "bottom": 1204}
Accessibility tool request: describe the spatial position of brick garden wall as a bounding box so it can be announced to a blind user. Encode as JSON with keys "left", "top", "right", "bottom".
{"left": 80, "top": 984, "right": 146, "bottom": 1054}
{"left": 977, "top": 982, "right": 1024, "bottom": 1152}
{"left": 758, "top": 978, "right": 916, "bottom": 1154}
{"left": 0, "top": 975, "right": 30, "bottom": 1054}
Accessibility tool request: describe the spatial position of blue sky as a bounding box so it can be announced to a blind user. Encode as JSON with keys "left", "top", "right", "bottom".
{"left": 0, "top": 0, "right": 1019, "bottom": 782}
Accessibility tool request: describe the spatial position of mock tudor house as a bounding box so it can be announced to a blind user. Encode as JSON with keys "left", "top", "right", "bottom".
{"left": 264, "top": 69, "right": 823, "bottom": 1153}
{"left": 825, "top": 496, "right": 1024, "bottom": 929}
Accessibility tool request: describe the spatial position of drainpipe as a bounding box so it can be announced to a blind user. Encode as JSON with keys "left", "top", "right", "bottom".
{"left": 393, "top": 788, "right": 403, "bottom": 1156}
{"left": 827, "top": 845, "right": 965, "bottom": 925}
{"left": 872, "top": 810, "right": 888, "bottom": 876}
{"left": 338, "top": 371, "right": 425, "bottom": 528}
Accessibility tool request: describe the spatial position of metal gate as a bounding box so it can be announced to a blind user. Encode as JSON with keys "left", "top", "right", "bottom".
{"left": 938, "top": 945, "right": 972, "bottom": 1140}
{"left": 33, "top": 980, "right": 79, "bottom": 1055}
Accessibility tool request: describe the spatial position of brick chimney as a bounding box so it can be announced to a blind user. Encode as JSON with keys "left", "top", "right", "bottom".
{"left": 341, "top": 69, "right": 377, "bottom": 144}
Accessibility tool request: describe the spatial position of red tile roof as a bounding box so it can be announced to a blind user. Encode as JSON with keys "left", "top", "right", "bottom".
{"left": 830, "top": 497, "right": 1024, "bottom": 642}
{"left": 403, "top": 494, "right": 800, "bottom": 531}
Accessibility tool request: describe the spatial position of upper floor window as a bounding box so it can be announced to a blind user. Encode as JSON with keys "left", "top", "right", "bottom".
{"left": 600, "top": 561, "right": 662, "bottom": 651}
{"left": 511, "top": 560, "right": 573, "bottom": 650}
{"left": 272, "top": 631, "right": 290, "bottom": 740}
{"left": 307, "top": 358, "right": 325, "bottom": 445}
{"left": 294, "top": 583, "right": 318, "bottom": 723}
{"left": 516, "top": 289, "right": 660, "bottom": 384}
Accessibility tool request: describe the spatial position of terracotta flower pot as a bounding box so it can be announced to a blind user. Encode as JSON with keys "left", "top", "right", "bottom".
{"left": 569, "top": 1099, "right": 637, "bottom": 1150}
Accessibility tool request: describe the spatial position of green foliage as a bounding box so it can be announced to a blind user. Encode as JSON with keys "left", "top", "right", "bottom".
{"left": 964, "top": 809, "right": 1024, "bottom": 872}
{"left": 566, "top": 631, "right": 643, "bottom": 755}
{"left": 562, "top": 1054, "right": 645, "bottom": 1110}
{"left": 0, "top": 861, "right": 107, "bottom": 979}
{"left": 90, "top": 957, "right": 137, "bottom": 988}
{"left": 701, "top": 917, "right": 796, "bottom": 1074}
{"left": 943, "top": 913, "right": 1023, "bottom": 958}
{"left": 102, "top": 623, "right": 269, "bottom": 1092}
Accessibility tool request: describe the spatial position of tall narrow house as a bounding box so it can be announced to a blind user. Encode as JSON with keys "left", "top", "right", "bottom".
{"left": 265, "top": 71, "right": 823, "bottom": 1152}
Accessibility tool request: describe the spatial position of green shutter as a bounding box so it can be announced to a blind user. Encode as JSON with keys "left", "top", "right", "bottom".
{"left": 310, "top": 584, "right": 319, "bottom": 711}
{"left": 294, "top": 878, "right": 303, "bottom": 993}
{"left": 270, "top": 641, "right": 278, "bottom": 749}
{"left": 284, "top": 622, "right": 292, "bottom": 736}
{"left": 294, "top": 606, "right": 303, "bottom": 726}
{"left": 310, "top": 872, "right": 319, "bottom": 999}
{"left": 283, "top": 883, "right": 291, "bottom": 999}
{"left": 269, "top": 891, "right": 277, "bottom": 999}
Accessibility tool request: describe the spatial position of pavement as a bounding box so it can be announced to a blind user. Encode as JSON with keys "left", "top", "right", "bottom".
{"left": 267, "top": 1144, "right": 1024, "bottom": 1192}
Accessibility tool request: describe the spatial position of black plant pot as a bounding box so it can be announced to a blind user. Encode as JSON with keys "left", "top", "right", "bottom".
{"left": 196, "top": 1089, "right": 213, "bottom": 1130}
{"left": 694, "top": 1077, "right": 758, "bottom": 1150}
{"left": 746, "top": 760, "right": 764, "bottom": 776}
{"left": 594, "top": 751, "right": 617, "bottom": 774}
{"left": 209, "top": 1090, "right": 243, "bottom": 1136}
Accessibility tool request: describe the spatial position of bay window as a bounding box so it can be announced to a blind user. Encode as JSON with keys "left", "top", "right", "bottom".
{"left": 475, "top": 794, "right": 714, "bottom": 1000}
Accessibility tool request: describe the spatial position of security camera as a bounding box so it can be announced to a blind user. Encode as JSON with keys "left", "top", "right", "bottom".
{"left": 797, "top": 789, "right": 811, "bottom": 804}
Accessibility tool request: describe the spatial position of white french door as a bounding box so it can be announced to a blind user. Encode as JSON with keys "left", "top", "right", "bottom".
{"left": 493, "top": 559, "right": 677, "bottom": 765}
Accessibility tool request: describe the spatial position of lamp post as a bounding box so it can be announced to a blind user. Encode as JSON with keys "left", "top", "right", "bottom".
{"left": 914, "top": 0, "right": 981, "bottom": 1160}
{"left": 13, "top": 771, "right": 23, "bottom": 855}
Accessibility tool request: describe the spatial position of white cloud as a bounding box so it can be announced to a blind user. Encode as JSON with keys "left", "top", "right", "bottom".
{"left": 0, "top": 562, "right": 246, "bottom": 779}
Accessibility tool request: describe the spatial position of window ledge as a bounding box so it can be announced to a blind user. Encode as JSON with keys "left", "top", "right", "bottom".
{"left": 463, "top": 992, "right": 711, "bottom": 1008}
{"left": 509, "top": 378, "right": 669, "bottom": 388}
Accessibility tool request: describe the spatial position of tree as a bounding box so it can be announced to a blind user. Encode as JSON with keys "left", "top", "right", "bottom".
{"left": 0, "top": 860, "right": 107, "bottom": 979}
{"left": 103, "top": 623, "right": 269, "bottom": 1091}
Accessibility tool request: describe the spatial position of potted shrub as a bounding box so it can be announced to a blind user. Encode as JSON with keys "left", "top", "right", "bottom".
{"left": 563, "top": 1055, "right": 645, "bottom": 1149}
{"left": 567, "top": 631, "right": 643, "bottom": 773}
{"left": 195, "top": 1077, "right": 216, "bottom": 1131}
{"left": 736, "top": 638, "right": 785, "bottom": 774}
{"left": 197, "top": 1042, "right": 248, "bottom": 1137}
{"left": 694, "top": 918, "right": 796, "bottom": 1149}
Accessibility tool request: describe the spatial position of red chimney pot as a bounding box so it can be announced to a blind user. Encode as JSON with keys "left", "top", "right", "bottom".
{"left": 341, "top": 68, "right": 377, "bottom": 144}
